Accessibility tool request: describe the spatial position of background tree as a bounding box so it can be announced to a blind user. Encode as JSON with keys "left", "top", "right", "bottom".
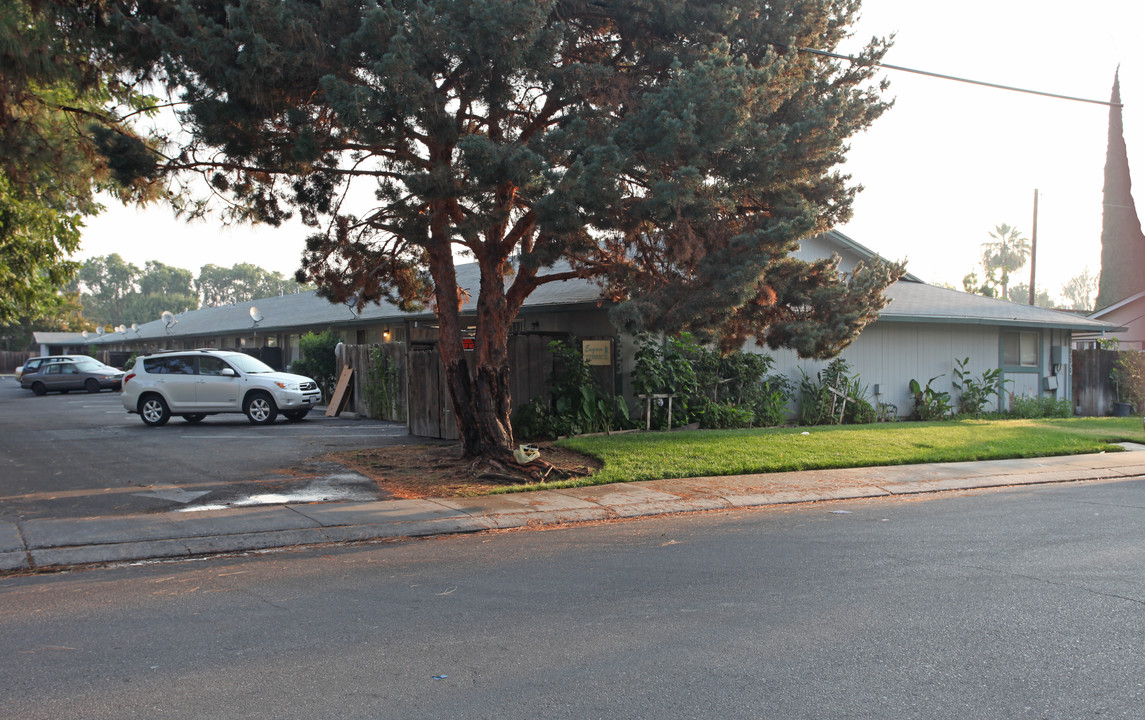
{"left": 1005, "top": 283, "right": 1054, "bottom": 308}
{"left": 962, "top": 223, "right": 1030, "bottom": 301}
{"left": 1061, "top": 267, "right": 1099, "bottom": 312}
{"left": 1095, "top": 71, "right": 1145, "bottom": 310}
{"left": 72, "top": 255, "right": 199, "bottom": 326}
{"left": 980, "top": 223, "right": 1030, "bottom": 300}
{"left": 0, "top": 290, "right": 92, "bottom": 351}
{"left": 196, "top": 263, "right": 309, "bottom": 307}
{"left": 130, "top": 260, "right": 199, "bottom": 325}
{"left": 962, "top": 270, "right": 997, "bottom": 298}
{"left": 0, "top": 1, "right": 160, "bottom": 326}
{"left": 74, "top": 254, "right": 140, "bottom": 326}
{"left": 102, "top": 0, "right": 901, "bottom": 459}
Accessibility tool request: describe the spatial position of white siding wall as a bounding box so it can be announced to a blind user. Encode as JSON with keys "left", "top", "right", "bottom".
{"left": 1008, "top": 374, "right": 1041, "bottom": 401}
{"left": 752, "top": 322, "right": 1001, "bottom": 418}
{"left": 794, "top": 234, "right": 867, "bottom": 273}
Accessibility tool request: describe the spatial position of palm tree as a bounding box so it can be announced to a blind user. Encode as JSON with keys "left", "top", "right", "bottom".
{"left": 981, "top": 224, "right": 1030, "bottom": 299}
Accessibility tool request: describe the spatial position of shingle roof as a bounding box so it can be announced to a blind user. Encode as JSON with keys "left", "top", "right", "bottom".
{"left": 881, "top": 280, "right": 1122, "bottom": 331}
{"left": 86, "top": 262, "right": 604, "bottom": 344}
{"left": 82, "top": 257, "right": 1121, "bottom": 345}
{"left": 32, "top": 331, "right": 89, "bottom": 345}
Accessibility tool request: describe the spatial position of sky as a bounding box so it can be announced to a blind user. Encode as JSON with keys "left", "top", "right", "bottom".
{"left": 77, "top": 0, "right": 1145, "bottom": 305}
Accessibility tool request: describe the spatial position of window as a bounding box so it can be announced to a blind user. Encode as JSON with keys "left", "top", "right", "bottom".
{"left": 199, "top": 356, "right": 231, "bottom": 376}
{"left": 143, "top": 356, "right": 195, "bottom": 374}
{"left": 1003, "top": 332, "right": 1039, "bottom": 367}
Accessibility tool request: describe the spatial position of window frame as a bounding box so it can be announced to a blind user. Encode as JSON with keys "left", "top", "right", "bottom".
{"left": 1001, "top": 330, "right": 1042, "bottom": 373}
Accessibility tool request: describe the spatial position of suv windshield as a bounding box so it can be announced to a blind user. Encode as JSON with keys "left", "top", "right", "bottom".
{"left": 225, "top": 354, "right": 275, "bottom": 374}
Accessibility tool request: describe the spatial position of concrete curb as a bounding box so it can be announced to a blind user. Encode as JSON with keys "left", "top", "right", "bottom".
{"left": 4, "top": 450, "right": 1145, "bottom": 574}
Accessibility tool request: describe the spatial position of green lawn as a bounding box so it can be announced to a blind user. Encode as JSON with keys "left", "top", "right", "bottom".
{"left": 538, "top": 417, "right": 1144, "bottom": 490}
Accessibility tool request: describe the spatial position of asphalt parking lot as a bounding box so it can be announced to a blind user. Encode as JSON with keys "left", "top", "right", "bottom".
{"left": 0, "top": 376, "right": 425, "bottom": 522}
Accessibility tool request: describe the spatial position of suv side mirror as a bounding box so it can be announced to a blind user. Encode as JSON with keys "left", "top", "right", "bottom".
{"left": 220, "top": 368, "right": 237, "bottom": 378}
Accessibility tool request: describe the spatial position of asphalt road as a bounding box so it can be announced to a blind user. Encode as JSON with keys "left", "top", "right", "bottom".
{"left": 0, "top": 376, "right": 424, "bottom": 521}
{"left": 2, "top": 477, "right": 1144, "bottom": 719}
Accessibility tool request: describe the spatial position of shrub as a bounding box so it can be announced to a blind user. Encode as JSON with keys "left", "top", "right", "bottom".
{"left": 1111, "top": 350, "right": 1145, "bottom": 410}
{"left": 632, "top": 333, "right": 701, "bottom": 428}
{"left": 633, "top": 333, "right": 790, "bottom": 429}
{"left": 952, "top": 357, "right": 1009, "bottom": 417}
{"left": 513, "top": 339, "right": 632, "bottom": 439}
{"left": 697, "top": 399, "right": 756, "bottom": 429}
{"left": 798, "top": 359, "right": 874, "bottom": 426}
{"left": 291, "top": 329, "right": 340, "bottom": 399}
{"left": 908, "top": 374, "right": 952, "bottom": 420}
{"left": 1009, "top": 394, "right": 1073, "bottom": 419}
{"left": 512, "top": 396, "right": 557, "bottom": 440}
{"left": 753, "top": 374, "right": 795, "bottom": 427}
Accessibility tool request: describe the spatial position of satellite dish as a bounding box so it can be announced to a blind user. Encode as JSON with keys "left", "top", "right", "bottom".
{"left": 130, "top": 323, "right": 139, "bottom": 333}
{"left": 249, "top": 306, "right": 263, "bottom": 323}
{"left": 96, "top": 326, "right": 105, "bottom": 336}
{"left": 161, "top": 311, "right": 174, "bottom": 325}
{"left": 116, "top": 324, "right": 127, "bottom": 334}
{"left": 81, "top": 330, "right": 89, "bottom": 339}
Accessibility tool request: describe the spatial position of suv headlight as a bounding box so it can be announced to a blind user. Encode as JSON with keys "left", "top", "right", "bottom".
{"left": 274, "top": 381, "right": 301, "bottom": 391}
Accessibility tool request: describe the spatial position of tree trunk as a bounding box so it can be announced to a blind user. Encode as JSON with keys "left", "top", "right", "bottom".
{"left": 433, "top": 252, "right": 516, "bottom": 459}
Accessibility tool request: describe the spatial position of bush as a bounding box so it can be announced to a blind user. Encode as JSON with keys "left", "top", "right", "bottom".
{"left": 697, "top": 399, "right": 756, "bottom": 429}
{"left": 512, "top": 396, "right": 557, "bottom": 440}
{"left": 798, "top": 359, "right": 873, "bottom": 426}
{"left": 632, "top": 333, "right": 701, "bottom": 429}
{"left": 512, "top": 339, "right": 631, "bottom": 439}
{"left": 291, "top": 329, "right": 340, "bottom": 400}
{"left": 952, "top": 357, "right": 1009, "bottom": 417}
{"left": 908, "top": 374, "right": 952, "bottom": 420}
{"left": 753, "top": 375, "right": 795, "bottom": 427}
{"left": 630, "top": 333, "right": 800, "bottom": 429}
{"left": 1008, "top": 394, "right": 1073, "bottom": 419}
{"left": 1111, "top": 349, "right": 1145, "bottom": 410}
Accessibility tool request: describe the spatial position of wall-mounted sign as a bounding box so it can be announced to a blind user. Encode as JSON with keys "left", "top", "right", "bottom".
{"left": 463, "top": 338, "right": 475, "bottom": 350}
{"left": 582, "top": 340, "right": 612, "bottom": 366}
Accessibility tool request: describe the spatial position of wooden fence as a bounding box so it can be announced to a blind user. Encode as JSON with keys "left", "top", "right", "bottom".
{"left": 0, "top": 351, "right": 33, "bottom": 374}
{"left": 1072, "top": 348, "right": 1118, "bottom": 416}
{"left": 339, "top": 343, "right": 409, "bottom": 422}
{"left": 340, "top": 334, "right": 559, "bottom": 439}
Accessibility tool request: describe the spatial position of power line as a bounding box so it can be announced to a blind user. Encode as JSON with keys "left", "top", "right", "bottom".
{"left": 797, "top": 47, "right": 1121, "bottom": 108}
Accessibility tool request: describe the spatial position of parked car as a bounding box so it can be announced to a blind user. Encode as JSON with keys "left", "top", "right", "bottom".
{"left": 20, "top": 358, "right": 126, "bottom": 395}
{"left": 121, "top": 349, "right": 322, "bottom": 426}
{"left": 16, "top": 355, "right": 92, "bottom": 381}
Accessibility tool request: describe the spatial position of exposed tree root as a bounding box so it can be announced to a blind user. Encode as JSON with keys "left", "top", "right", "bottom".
{"left": 470, "top": 454, "right": 592, "bottom": 484}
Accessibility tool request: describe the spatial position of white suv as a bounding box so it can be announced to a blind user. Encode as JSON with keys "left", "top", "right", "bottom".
{"left": 122, "top": 349, "right": 323, "bottom": 426}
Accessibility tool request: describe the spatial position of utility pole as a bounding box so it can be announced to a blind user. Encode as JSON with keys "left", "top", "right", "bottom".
{"left": 1028, "top": 188, "right": 1039, "bottom": 306}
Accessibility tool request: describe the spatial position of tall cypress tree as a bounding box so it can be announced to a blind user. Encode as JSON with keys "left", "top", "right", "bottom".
{"left": 99, "top": 0, "right": 904, "bottom": 460}
{"left": 1095, "top": 70, "right": 1145, "bottom": 310}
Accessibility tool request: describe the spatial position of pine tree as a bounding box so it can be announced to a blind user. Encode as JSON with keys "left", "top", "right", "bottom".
{"left": 100, "top": 0, "right": 903, "bottom": 459}
{"left": 1095, "top": 70, "right": 1145, "bottom": 310}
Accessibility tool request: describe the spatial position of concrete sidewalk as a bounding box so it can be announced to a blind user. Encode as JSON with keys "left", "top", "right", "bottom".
{"left": 5, "top": 448, "right": 1145, "bottom": 574}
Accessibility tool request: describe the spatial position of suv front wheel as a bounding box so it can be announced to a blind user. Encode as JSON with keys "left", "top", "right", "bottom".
{"left": 139, "top": 394, "right": 171, "bottom": 427}
{"left": 244, "top": 391, "right": 278, "bottom": 425}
